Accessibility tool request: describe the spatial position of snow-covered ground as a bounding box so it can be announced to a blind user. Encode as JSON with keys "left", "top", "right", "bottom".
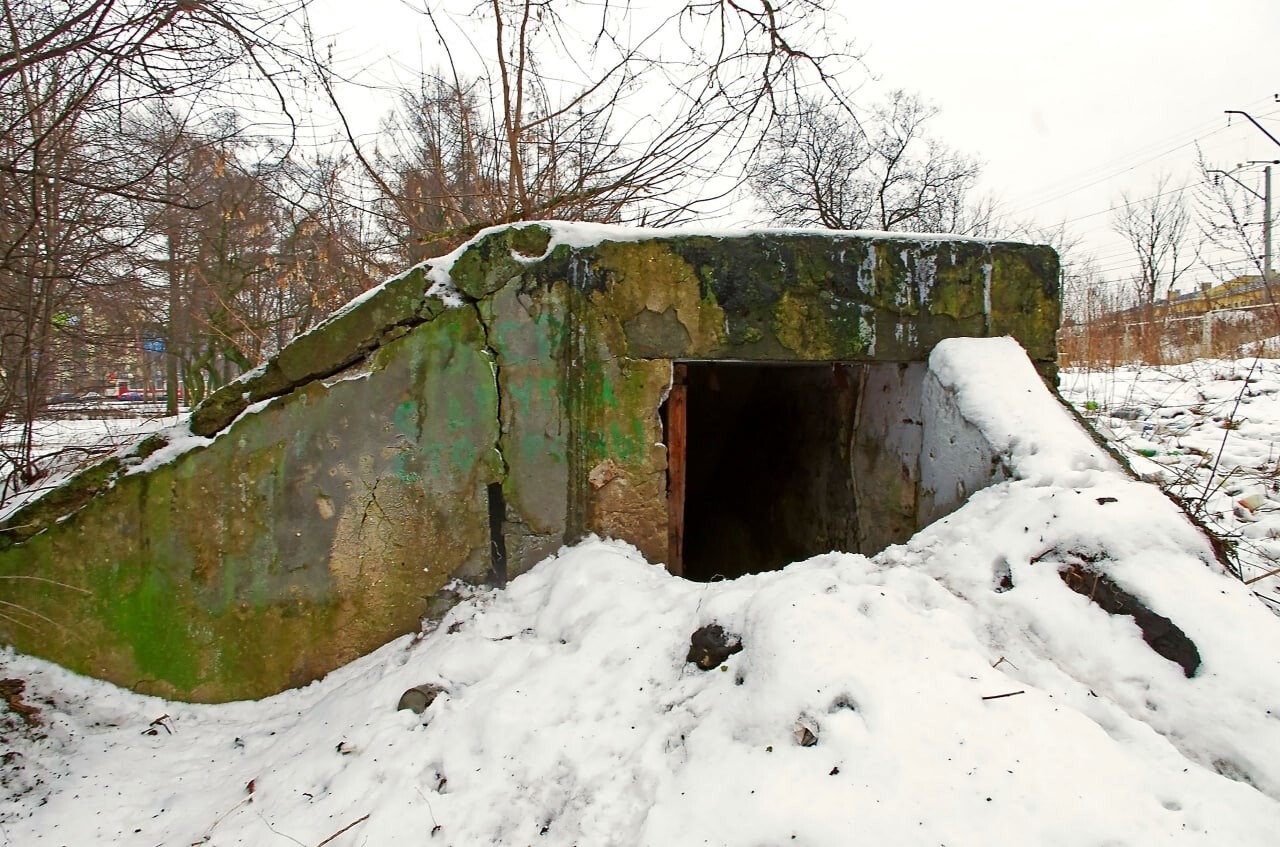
{"left": 0, "top": 411, "right": 179, "bottom": 519}
{"left": 1059, "top": 358, "right": 1280, "bottom": 609}
{"left": 4, "top": 345, "right": 1280, "bottom": 846}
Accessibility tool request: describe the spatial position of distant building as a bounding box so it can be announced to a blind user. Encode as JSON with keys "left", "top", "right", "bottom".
{"left": 1164, "top": 274, "right": 1278, "bottom": 317}
{"left": 1062, "top": 274, "right": 1280, "bottom": 365}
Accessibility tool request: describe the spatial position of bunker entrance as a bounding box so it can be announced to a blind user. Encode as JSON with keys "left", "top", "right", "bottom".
{"left": 666, "top": 362, "right": 860, "bottom": 582}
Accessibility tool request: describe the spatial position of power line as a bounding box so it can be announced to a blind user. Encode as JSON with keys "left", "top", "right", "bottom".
{"left": 1007, "top": 129, "right": 1224, "bottom": 218}
{"left": 1002, "top": 94, "right": 1279, "bottom": 219}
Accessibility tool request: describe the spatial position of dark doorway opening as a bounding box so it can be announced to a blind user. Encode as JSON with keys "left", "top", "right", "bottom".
{"left": 665, "top": 361, "right": 859, "bottom": 582}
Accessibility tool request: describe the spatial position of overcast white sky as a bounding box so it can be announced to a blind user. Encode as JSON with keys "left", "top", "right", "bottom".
{"left": 853, "top": 0, "right": 1280, "bottom": 290}
{"left": 310, "top": 0, "right": 1280, "bottom": 292}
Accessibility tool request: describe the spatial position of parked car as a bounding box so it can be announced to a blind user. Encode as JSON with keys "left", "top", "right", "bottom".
{"left": 47, "top": 392, "right": 78, "bottom": 404}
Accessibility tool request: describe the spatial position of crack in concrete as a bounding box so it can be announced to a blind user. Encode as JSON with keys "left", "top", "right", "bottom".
{"left": 357, "top": 477, "right": 386, "bottom": 539}
{"left": 470, "top": 299, "right": 511, "bottom": 587}
{"left": 470, "top": 300, "right": 511, "bottom": 480}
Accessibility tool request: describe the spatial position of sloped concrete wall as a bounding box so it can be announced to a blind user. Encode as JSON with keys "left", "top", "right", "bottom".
{"left": 1, "top": 306, "right": 500, "bottom": 700}
{"left": 851, "top": 363, "right": 928, "bottom": 554}
{"left": 0, "top": 224, "right": 1060, "bottom": 701}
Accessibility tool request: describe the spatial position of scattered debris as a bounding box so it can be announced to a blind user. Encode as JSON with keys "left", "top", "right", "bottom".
{"left": 397, "top": 683, "right": 447, "bottom": 715}
{"left": 793, "top": 722, "right": 818, "bottom": 747}
{"left": 828, "top": 695, "right": 858, "bottom": 713}
{"left": 686, "top": 623, "right": 742, "bottom": 670}
{"left": 1059, "top": 562, "right": 1201, "bottom": 678}
{"left": 1235, "top": 492, "right": 1267, "bottom": 520}
{"left": 0, "top": 678, "right": 40, "bottom": 726}
{"left": 142, "top": 714, "right": 173, "bottom": 735}
{"left": 993, "top": 557, "right": 1014, "bottom": 592}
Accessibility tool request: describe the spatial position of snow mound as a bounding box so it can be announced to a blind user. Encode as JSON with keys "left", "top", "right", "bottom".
{"left": 929, "top": 336, "right": 1117, "bottom": 484}
{"left": 5, "top": 536, "right": 1280, "bottom": 845}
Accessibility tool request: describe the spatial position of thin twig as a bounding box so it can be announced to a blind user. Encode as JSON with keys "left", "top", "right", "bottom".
{"left": 1197, "top": 355, "right": 1260, "bottom": 516}
{"left": 255, "top": 811, "right": 306, "bottom": 847}
{"left": 192, "top": 795, "right": 252, "bottom": 845}
{"left": 314, "top": 814, "right": 370, "bottom": 847}
{"left": 1255, "top": 592, "right": 1280, "bottom": 609}
{"left": 1245, "top": 565, "right": 1280, "bottom": 586}
{"left": 0, "top": 574, "right": 90, "bottom": 593}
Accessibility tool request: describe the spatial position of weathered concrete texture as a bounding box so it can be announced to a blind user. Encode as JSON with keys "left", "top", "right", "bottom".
{"left": 1, "top": 307, "right": 498, "bottom": 701}
{"left": 0, "top": 224, "right": 1059, "bottom": 702}
{"left": 189, "top": 266, "right": 442, "bottom": 438}
{"left": 851, "top": 363, "right": 926, "bottom": 554}
{"left": 481, "top": 280, "right": 571, "bottom": 574}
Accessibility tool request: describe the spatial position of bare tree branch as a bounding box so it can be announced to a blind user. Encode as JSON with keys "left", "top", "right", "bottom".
{"left": 748, "top": 90, "right": 984, "bottom": 234}
{"left": 1111, "top": 172, "right": 1192, "bottom": 304}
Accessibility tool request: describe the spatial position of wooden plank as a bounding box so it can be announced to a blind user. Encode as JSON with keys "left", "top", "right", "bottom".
{"left": 667, "top": 363, "right": 688, "bottom": 577}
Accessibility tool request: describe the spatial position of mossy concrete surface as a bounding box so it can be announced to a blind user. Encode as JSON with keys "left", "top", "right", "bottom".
{"left": 1, "top": 308, "right": 497, "bottom": 702}
{"left": 0, "top": 224, "right": 1059, "bottom": 702}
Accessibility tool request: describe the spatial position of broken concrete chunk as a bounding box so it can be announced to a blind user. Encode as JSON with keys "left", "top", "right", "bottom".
{"left": 1059, "top": 563, "right": 1201, "bottom": 678}
{"left": 397, "top": 683, "right": 447, "bottom": 714}
{"left": 686, "top": 623, "right": 742, "bottom": 670}
{"left": 450, "top": 224, "right": 552, "bottom": 298}
{"left": 587, "top": 460, "right": 621, "bottom": 490}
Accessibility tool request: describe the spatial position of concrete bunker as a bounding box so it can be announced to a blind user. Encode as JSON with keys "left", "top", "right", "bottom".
{"left": 0, "top": 224, "right": 1061, "bottom": 701}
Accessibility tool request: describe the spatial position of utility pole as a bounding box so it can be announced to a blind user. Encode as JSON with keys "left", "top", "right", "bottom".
{"left": 1244, "top": 161, "right": 1276, "bottom": 281}
{"left": 1265, "top": 164, "right": 1273, "bottom": 280}
{"left": 1259, "top": 166, "right": 1269, "bottom": 281}
{"left": 1207, "top": 162, "right": 1276, "bottom": 279}
{"left": 1226, "top": 109, "right": 1280, "bottom": 279}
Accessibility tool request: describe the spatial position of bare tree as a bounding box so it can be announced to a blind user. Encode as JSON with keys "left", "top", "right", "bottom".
{"left": 747, "top": 90, "right": 985, "bottom": 233}
{"left": 323, "top": 0, "right": 859, "bottom": 254}
{"left": 1111, "top": 173, "right": 1192, "bottom": 304}
{"left": 373, "top": 74, "right": 509, "bottom": 263}
{"left": 270, "top": 154, "right": 382, "bottom": 343}
{"left": 124, "top": 110, "right": 381, "bottom": 413}
{"left": 0, "top": 0, "right": 313, "bottom": 495}
{"left": 1016, "top": 222, "right": 1117, "bottom": 367}
{"left": 0, "top": 30, "right": 143, "bottom": 494}
{"left": 0, "top": 1, "right": 311, "bottom": 202}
